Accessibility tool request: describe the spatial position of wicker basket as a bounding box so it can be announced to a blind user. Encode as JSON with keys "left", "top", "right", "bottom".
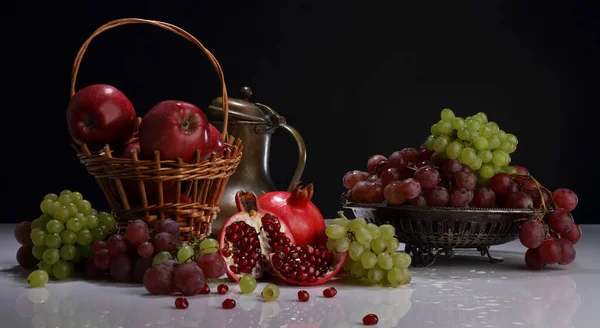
{"left": 70, "top": 18, "right": 243, "bottom": 239}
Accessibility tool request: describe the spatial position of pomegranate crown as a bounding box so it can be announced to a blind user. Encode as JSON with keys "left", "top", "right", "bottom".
{"left": 289, "top": 182, "right": 314, "bottom": 206}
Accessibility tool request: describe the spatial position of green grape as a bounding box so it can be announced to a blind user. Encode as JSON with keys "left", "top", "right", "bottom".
{"left": 495, "top": 129, "right": 507, "bottom": 140}
{"left": 58, "top": 194, "right": 73, "bottom": 205}
{"left": 90, "top": 227, "right": 105, "bottom": 241}
{"left": 493, "top": 165, "right": 502, "bottom": 173}
{"left": 66, "top": 217, "right": 84, "bottom": 232}
{"left": 60, "top": 190, "right": 72, "bottom": 196}
{"left": 32, "top": 246, "right": 46, "bottom": 260}
{"left": 71, "top": 192, "right": 83, "bottom": 201}
{"left": 326, "top": 237, "right": 336, "bottom": 251}
{"left": 44, "top": 233, "right": 62, "bottom": 249}
{"left": 38, "top": 261, "right": 53, "bottom": 277}
{"left": 348, "top": 241, "right": 365, "bottom": 261}
{"left": 452, "top": 117, "right": 465, "bottom": 130}
{"left": 479, "top": 164, "right": 495, "bottom": 179}
{"left": 433, "top": 135, "right": 451, "bottom": 153}
{"left": 239, "top": 275, "right": 257, "bottom": 294}
{"left": 486, "top": 121, "right": 499, "bottom": 132}
{"left": 325, "top": 224, "right": 346, "bottom": 239}
{"left": 365, "top": 223, "right": 381, "bottom": 239}
{"left": 31, "top": 219, "right": 42, "bottom": 230}
{"left": 391, "top": 252, "right": 412, "bottom": 268}
{"left": 27, "top": 270, "right": 49, "bottom": 287}
{"left": 76, "top": 200, "right": 92, "bottom": 215}
{"left": 98, "top": 211, "right": 116, "bottom": 229}
{"left": 441, "top": 108, "right": 455, "bottom": 121}
{"left": 469, "top": 156, "right": 483, "bottom": 170}
{"left": 387, "top": 267, "right": 412, "bottom": 286}
{"left": 377, "top": 252, "right": 393, "bottom": 270}
{"left": 66, "top": 203, "right": 79, "bottom": 218}
{"left": 334, "top": 236, "right": 350, "bottom": 253}
{"left": 43, "top": 248, "right": 60, "bottom": 265}
{"left": 53, "top": 205, "right": 70, "bottom": 222}
{"left": 360, "top": 251, "right": 377, "bottom": 269}
{"left": 466, "top": 120, "right": 481, "bottom": 131}
{"left": 153, "top": 251, "right": 173, "bottom": 265}
{"left": 330, "top": 218, "right": 348, "bottom": 227}
{"left": 488, "top": 135, "right": 501, "bottom": 149}
{"left": 506, "top": 133, "right": 518, "bottom": 144}
{"left": 503, "top": 166, "right": 518, "bottom": 175}
{"left": 430, "top": 123, "right": 440, "bottom": 136}
{"left": 498, "top": 140, "right": 512, "bottom": 153}
{"left": 436, "top": 120, "right": 453, "bottom": 134}
{"left": 457, "top": 128, "right": 471, "bottom": 140}
{"left": 476, "top": 112, "right": 488, "bottom": 123}
{"left": 473, "top": 137, "right": 489, "bottom": 150}
{"left": 354, "top": 227, "right": 372, "bottom": 245}
{"left": 460, "top": 148, "right": 477, "bottom": 164}
{"left": 386, "top": 238, "right": 400, "bottom": 253}
{"left": 379, "top": 224, "right": 395, "bottom": 240}
{"left": 60, "top": 230, "right": 77, "bottom": 245}
{"left": 30, "top": 229, "right": 46, "bottom": 246}
{"left": 424, "top": 135, "right": 435, "bottom": 150}
{"left": 177, "top": 245, "right": 195, "bottom": 263}
{"left": 77, "top": 244, "right": 93, "bottom": 259}
{"left": 370, "top": 238, "right": 387, "bottom": 254}
{"left": 76, "top": 229, "right": 93, "bottom": 246}
{"left": 40, "top": 199, "right": 55, "bottom": 215}
{"left": 367, "top": 265, "right": 385, "bottom": 283}
{"left": 46, "top": 220, "right": 64, "bottom": 234}
{"left": 86, "top": 215, "right": 99, "bottom": 229}
{"left": 446, "top": 141, "right": 463, "bottom": 160}
{"left": 491, "top": 150, "right": 508, "bottom": 166}
{"left": 347, "top": 217, "right": 367, "bottom": 232}
{"left": 44, "top": 193, "right": 59, "bottom": 201}
{"left": 199, "top": 238, "right": 219, "bottom": 255}
{"left": 508, "top": 142, "right": 517, "bottom": 154}
{"left": 262, "top": 284, "right": 280, "bottom": 302}
{"left": 52, "top": 259, "right": 72, "bottom": 280}
{"left": 477, "top": 150, "right": 492, "bottom": 163}
{"left": 59, "top": 245, "right": 77, "bottom": 261}
{"left": 350, "top": 260, "right": 367, "bottom": 278}
{"left": 478, "top": 125, "right": 493, "bottom": 138}
{"left": 470, "top": 130, "right": 480, "bottom": 140}
{"left": 90, "top": 209, "right": 98, "bottom": 216}
{"left": 343, "top": 258, "right": 354, "bottom": 274}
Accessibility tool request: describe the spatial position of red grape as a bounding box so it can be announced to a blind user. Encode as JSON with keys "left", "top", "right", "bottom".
{"left": 416, "top": 160, "right": 434, "bottom": 168}
{"left": 367, "top": 155, "right": 387, "bottom": 173}
{"left": 197, "top": 253, "right": 227, "bottom": 279}
{"left": 397, "top": 168, "right": 413, "bottom": 180}
{"left": 107, "top": 234, "right": 128, "bottom": 257}
{"left": 525, "top": 188, "right": 552, "bottom": 209}
{"left": 342, "top": 170, "right": 368, "bottom": 189}
{"left": 519, "top": 220, "right": 546, "bottom": 249}
{"left": 414, "top": 167, "right": 440, "bottom": 189}
{"left": 352, "top": 181, "right": 384, "bottom": 203}
{"left": 155, "top": 219, "right": 180, "bottom": 237}
{"left": 380, "top": 168, "right": 400, "bottom": 187}
{"left": 513, "top": 165, "right": 530, "bottom": 184}
{"left": 441, "top": 159, "right": 462, "bottom": 178}
{"left": 138, "top": 241, "right": 154, "bottom": 258}
{"left": 93, "top": 249, "right": 112, "bottom": 270}
{"left": 556, "top": 239, "right": 576, "bottom": 265}
{"left": 143, "top": 262, "right": 175, "bottom": 295}
{"left": 505, "top": 191, "right": 533, "bottom": 209}
{"left": 126, "top": 219, "right": 149, "bottom": 246}
{"left": 400, "top": 147, "right": 420, "bottom": 163}
{"left": 110, "top": 254, "right": 133, "bottom": 282}
{"left": 408, "top": 194, "right": 427, "bottom": 206}
{"left": 489, "top": 173, "right": 512, "bottom": 196}
{"left": 472, "top": 187, "right": 496, "bottom": 207}
{"left": 400, "top": 178, "right": 422, "bottom": 199}
{"left": 525, "top": 248, "right": 546, "bottom": 270}
{"left": 547, "top": 209, "right": 574, "bottom": 234}
{"left": 509, "top": 181, "right": 521, "bottom": 194}
{"left": 14, "top": 221, "right": 32, "bottom": 246}
{"left": 455, "top": 171, "right": 477, "bottom": 191}
{"left": 132, "top": 257, "right": 153, "bottom": 283}
{"left": 448, "top": 188, "right": 474, "bottom": 207}
{"left": 419, "top": 149, "right": 434, "bottom": 161}
{"left": 174, "top": 263, "right": 206, "bottom": 296}
{"left": 424, "top": 186, "right": 449, "bottom": 206}
{"left": 389, "top": 151, "right": 408, "bottom": 171}
{"left": 521, "top": 180, "right": 537, "bottom": 191}
{"left": 538, "top": 240, "right": 562, "bottom": 264}
{"left": 92, "top": 241, "right": 107, "bottom": 254}
{"left": 152, "top": 232, "right": 180, "bottom": 254}
{"left": 564, "top": 224, "right": 582, "bottom": 244}
{"left": 460, "top": 164, "right": 472, "bottom": 173}
{"left": 16, "top": 245, "right": 38, "bottom": 270}
{"left": 552, "top": 188, "right": 578, "bottom": 211}
{"left": 383, "top": 181, "right": 406, "bottom": 205}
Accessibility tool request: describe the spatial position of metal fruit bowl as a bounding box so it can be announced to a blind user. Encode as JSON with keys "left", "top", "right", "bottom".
{"left": 340, "top": 193, "right": 536, "bottom": 267}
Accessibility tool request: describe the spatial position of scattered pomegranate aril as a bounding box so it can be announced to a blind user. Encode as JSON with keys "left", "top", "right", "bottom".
{"left": 363, "top": 313, "right": 379, "bottom": 325}
{"left": 298, "top": 290, "right": 310, "bottom": 302}
{"left": 217, "top": 284, "right": 229, "bottom": 294}
{"left": 199, "top": 284, "right": 210, "bottom": 294}
{"left": 222, "top": 298, "right": 236, "bottom": 309}
{"left": 323, "top": 287, "right": 337, "bottom": 298}
{"left": 175, "top": 297, "right": 189, "bottom": 309}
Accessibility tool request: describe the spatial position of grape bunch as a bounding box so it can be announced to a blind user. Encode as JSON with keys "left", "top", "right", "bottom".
{"left": 325, "top": 212, "right": 412, "bottom": 286}
{"left": 14, "top": 190, "right": 114, "bottom": 287}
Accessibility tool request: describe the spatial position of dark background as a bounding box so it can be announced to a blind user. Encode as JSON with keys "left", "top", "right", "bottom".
{"left": 2, "top": 1, "right": 597, "bottom": 224}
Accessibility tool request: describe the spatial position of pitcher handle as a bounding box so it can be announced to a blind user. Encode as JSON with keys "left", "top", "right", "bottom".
{"left": 279, "top": 123, "right": 307, "bottom": 191}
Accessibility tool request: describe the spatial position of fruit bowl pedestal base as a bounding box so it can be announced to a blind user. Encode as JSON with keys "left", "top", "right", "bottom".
{"left": 404, "top": 244, "right": 503, "bottom": 267}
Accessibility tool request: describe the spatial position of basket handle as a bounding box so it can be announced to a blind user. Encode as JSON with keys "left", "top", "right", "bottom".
{"left": 70, "top": 18, "right": 230, "bottom": 140}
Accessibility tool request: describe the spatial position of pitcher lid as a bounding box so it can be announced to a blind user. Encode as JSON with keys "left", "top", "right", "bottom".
{"left": 207, "top": 86, "right": 269, "bottom": 123}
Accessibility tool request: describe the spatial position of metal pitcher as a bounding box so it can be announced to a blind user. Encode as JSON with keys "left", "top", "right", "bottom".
{"left": 206, "top": 86, "right": 307, "bottom": 235}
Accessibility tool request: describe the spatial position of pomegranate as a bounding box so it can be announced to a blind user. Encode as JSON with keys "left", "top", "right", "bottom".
{"left": 218, "top": 190, "right": 296, "bottom": 282}
{"left": 269, "top": 244, "right": 347, "bottom": 286}
{"left": 257, "top": 183, "right": 326, "bottom": 246}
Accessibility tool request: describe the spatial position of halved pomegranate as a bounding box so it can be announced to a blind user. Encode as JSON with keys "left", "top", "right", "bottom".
{"left": 270, "top": 244, "right": 348, "bottom": 286}
{"left": 218, "top": 190, "right": 296, "bottom": 282}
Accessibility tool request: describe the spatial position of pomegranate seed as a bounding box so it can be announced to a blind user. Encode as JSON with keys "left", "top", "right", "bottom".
{"left": 298, "top": 290, "right": 310, "bottom": 302}
{"left": 222, "top": 298, "right": 236, "bottom": 309}
{"left": 323, "top": 287, "right": 337, "bottom": 298}
{"left": 363, "top": 314, "right": 379, "bottom": 325}
{"left": 199, "top": 284, "right": 210, "bottom": 294}
{"left": 175, "top": 297, "right": 189, "bottom": 309}
{"left": 217, "top": 284, "right": 229, "bottom": 294}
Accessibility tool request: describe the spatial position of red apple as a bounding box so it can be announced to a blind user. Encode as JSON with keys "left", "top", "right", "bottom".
{"left": 67, "top": 84, "right": 136, "bottom": 150}
{"left": 139, "top": 100, "right": 210, "bottom": 162}
{"left": 202, "top": 124, "right": 225, "bottom": 160}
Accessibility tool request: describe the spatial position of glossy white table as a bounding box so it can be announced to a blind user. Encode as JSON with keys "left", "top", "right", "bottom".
{"left": 1, "top": 224, "right": 598, "bottom": 328}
